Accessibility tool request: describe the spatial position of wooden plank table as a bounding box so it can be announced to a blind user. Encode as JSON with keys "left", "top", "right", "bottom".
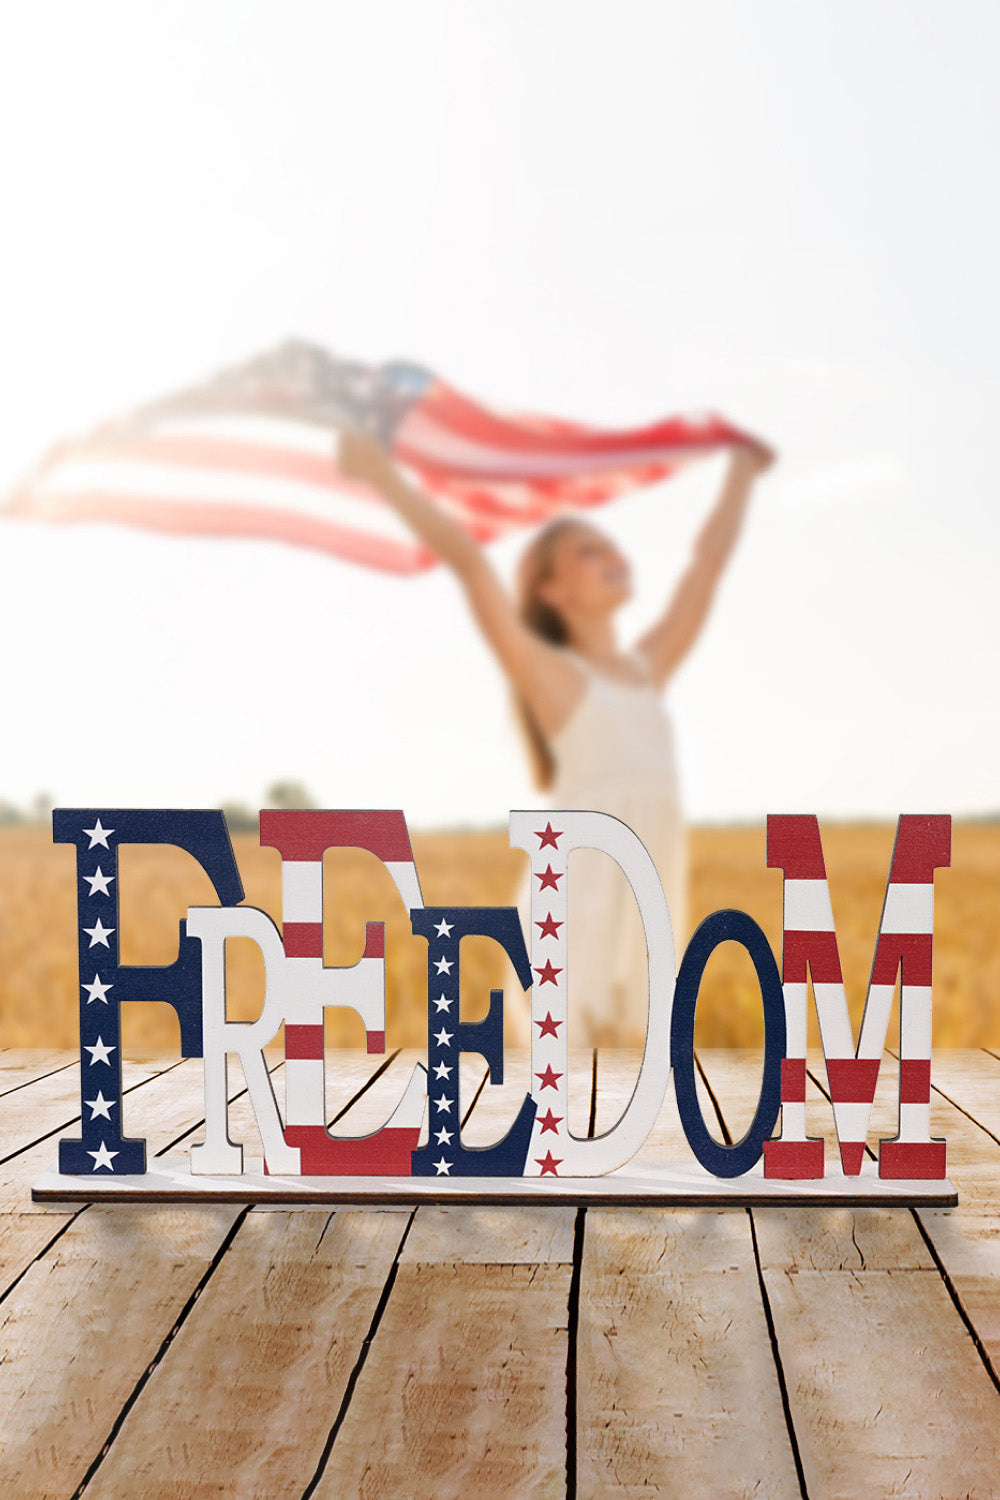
{"left": 1, "top": 1049, "right": 998, "bottom": 1498}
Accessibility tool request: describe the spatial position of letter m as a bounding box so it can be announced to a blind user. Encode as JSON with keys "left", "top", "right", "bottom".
{"left": 763, "top": 814, "right": 951, "bottom": 1180}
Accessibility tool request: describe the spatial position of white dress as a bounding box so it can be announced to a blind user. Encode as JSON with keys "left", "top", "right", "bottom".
{"left": 507, "top": 650, "right": 687, "bottom": 1049}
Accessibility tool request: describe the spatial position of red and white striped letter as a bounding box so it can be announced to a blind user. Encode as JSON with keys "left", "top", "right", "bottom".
{"left": 259, "top": 810, "right": 426, "bottom": 1173}
{"left": 764, "top": 814, "right": 951, "bottom": 1180}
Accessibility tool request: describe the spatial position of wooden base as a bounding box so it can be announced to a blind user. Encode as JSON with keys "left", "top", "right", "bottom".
{"left": 32, "top": 1156, "right": 958, "bottom": 1206}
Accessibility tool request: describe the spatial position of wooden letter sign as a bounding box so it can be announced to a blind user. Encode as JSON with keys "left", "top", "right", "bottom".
{"left": 32, "top": 808, "right": 956, "bottom": 1207}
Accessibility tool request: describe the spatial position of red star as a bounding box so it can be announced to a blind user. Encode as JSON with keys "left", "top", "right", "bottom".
{"left": 535, "top": 1010, "right": 562, "bottom": 1038}
{"left": 535, "top": 912, "right": 563, "bottom": 940}
{"left": 535, "top": 863, "right": 563, "bottom": 891}
{"left": 538, "top": 1107, "right": 562, "bottom": 1135}
{"left": 535, "top": 1063, "right": 563, "bottom": 1090}
{"left": 536, "top": 1150, "right": 562, "bottom": 1176}
{"left": 533, "top": 960, "right": 562, "bottom": 987}
{"left": 534, "top": 822, "right": 563, "bottom": 849}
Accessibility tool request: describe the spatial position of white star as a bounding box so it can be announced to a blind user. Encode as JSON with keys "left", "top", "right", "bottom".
{"left": 84, "top": 917, "right": 114, "bottom": 949}
{"left": 83, "top": 973, "right": 113, "bottom": 1005}
{"left": 434, "top": 918, "right": 454, "bottom": 938}
{"left": 433, "top": 1027, "right": 453, "bottom": 1048}
{"left": 83, "top": 819, "right": 114, "bottom": 849}
{"left": 85, "top": 1036, "right": 114, "bottom": 1066}
{"left": 433, "top": 1061, "right": 452, "bottom": 1080}
{"left": 433, "top": 1157, "right": 452, "bottom": 1175}
{"left": 434, "top": 956, "right": 453, "bottom": 975}
{"left": 88, "top": 1140, "right": 118, "bottom": 1171}
{"left": 85, "top": 1091, "right": 115, "bottom": 1120}
{"left": 433, "top": 993, "right": 452, "bottom": 1013}
{"left": 435, "top": 1126, "right": 454, "bottom": 1145}
{"left": 434, "top": 1095, "right": 453, "bottom": 1114}
{"left": 84, "top": 866, "right": 114, "bottom": 897}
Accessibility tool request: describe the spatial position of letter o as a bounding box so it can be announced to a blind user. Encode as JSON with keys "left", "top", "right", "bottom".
{"left": 671, "top": 909, "right": 786, "bottom": 1178}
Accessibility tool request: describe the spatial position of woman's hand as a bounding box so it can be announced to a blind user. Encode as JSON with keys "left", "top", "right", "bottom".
{"left": 732, "top": 436, "right": 778, "bottom": 477}
{"left": 338, "top": 429, "right": 397, "bottom": 489}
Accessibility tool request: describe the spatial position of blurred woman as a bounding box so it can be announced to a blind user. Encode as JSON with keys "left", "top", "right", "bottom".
{"left": 340, "top": 429, "right": 775, "bottom": 1046}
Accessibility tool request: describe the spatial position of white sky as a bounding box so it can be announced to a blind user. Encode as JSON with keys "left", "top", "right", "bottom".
{"left": 0, "top": 1, "right": 997, "bottom": 825}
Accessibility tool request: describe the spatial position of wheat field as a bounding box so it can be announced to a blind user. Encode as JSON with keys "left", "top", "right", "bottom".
{"left": 0, "top": 821, "right": 996, "bottom": 1053}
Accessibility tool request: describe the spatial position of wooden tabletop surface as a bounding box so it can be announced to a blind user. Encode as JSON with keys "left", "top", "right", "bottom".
{"left": 1, "top": 1046, "right": 999, "bottom": 1498}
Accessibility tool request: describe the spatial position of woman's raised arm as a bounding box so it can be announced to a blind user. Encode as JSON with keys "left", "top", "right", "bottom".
{"left": 339, "top": 432, "right": 583, "bottom": 737}
{"left": 636, "top": 440, "right": 776, "bottom": 689}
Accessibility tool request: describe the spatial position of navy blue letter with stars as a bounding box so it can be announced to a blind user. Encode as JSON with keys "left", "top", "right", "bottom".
{"left": 53, "top": 809, "right": 244, "bottom": 1176}
{"left": 410, "top": 907, "right": 537, "bottom": 1178}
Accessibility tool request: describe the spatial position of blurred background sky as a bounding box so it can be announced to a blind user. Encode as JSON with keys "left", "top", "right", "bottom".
{"left": 0, "top": 1, "right": 996, "bottom": 826}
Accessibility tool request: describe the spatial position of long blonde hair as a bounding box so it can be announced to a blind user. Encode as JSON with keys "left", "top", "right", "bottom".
{"left": 514, "top": 517, "right": 581, "bottom": 790}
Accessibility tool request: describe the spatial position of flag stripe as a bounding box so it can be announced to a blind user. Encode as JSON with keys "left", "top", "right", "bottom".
{"left": 3, "top": 342, "right": 754, "bottom": 572}
{"left": 72, "top": 434, "right": 347, "bottom": 487}
{"left": 397, "top": 408, "right": 734, "bottom": 479}
{"left": 21, "top": 491, "right": 432, "bottom": 572}
{"left": 406, "top": 380, "right": 744, "bottom": 456}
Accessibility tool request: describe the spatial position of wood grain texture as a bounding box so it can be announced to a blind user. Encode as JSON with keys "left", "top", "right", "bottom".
{"left": 578, "top": 1209, "right": 801, "bottom": 1500}
{"left": 0, "top": 1052, "right": 77, "bottom": 1093}
{"left": 303, "top": 1048, "right": 593, "bottom": 1498}
{"left": 699, "top": 1048, "right": 1000, "bottom": 1500}
{"left": 900, "top": 1052, "right": 1000, "bottom": 1378}
{"left": 765, "top": 1267, "right": 1000, "bottom": 1500}
{"left": 914, "top": 1202, "right": 1000, "bottom": 1376}
{"left": 3, "top": 1050, "right": 1000, "bottom": 1497}
{"left": 0, "top": 1056, "right": 295, "bottom": 1495}
{"left": 577, "top": 1052, "right": 800, "bottom": 1499}
{"left": 0, "top": 1210, "right": 79, "bottom": 1294}
{"left": 81, "top": 1209, "right": 410, "bottom": 1500}
{"left": 924, "top": 1049, "right": 1000, "bottom": 1153}
{"left": 809, "top": 1047, "right": 1000, "bottom": 1382}
{"left": 0, "top": 1203, "right": 243, "bottom": 1499}
{"left": 817, "top": 1049, "right": 1000, "bottom": 1373}
{"left": 402, "top": 1203, "right": 576, "bottom": 1265}
{"left": 751, "top": 1203, "right": 934, "bottom": 1272}
{"left": 311, "top": 1260, "right": 570, "bottom": 1500}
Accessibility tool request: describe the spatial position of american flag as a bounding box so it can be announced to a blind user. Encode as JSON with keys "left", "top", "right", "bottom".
{"left": 2, "top": 339, "right": 753, "bottom": 573}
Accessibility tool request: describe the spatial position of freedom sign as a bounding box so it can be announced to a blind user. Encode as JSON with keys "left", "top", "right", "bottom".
{"left": 32, "top": 808, "right": 956, "bottom": 1207}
